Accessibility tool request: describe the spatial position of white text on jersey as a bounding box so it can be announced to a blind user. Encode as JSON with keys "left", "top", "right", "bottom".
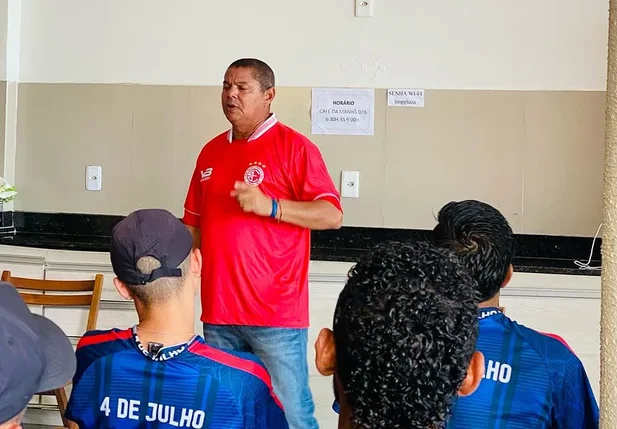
{"left": 484, "top": 360, "right": 512, "bottom": 384}
{"left": 99, "top": 397, "right": 206, "bottom": 428}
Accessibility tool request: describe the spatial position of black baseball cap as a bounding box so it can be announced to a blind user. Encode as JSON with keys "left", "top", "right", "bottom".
{"left": 110, "top": 209, "right": 193, "bottom": 285}
{"left": 0, "top": 282, "right": 76, "bottom": 423}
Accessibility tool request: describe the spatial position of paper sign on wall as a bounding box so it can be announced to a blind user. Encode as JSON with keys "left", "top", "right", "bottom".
{"left": 387, "top": 89, "right": 425, "bottom": 107}
{"left": 311, "top": 88, "right": 375, "bottom": 136}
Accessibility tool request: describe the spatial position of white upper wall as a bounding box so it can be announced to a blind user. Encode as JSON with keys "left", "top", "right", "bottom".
{"left": 17, "top": 0, "right": 609, "bottom": 90}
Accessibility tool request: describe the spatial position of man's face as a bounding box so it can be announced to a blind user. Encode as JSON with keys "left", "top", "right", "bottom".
{"left": 221, "top": 67, "right": 273, "bottom": 128}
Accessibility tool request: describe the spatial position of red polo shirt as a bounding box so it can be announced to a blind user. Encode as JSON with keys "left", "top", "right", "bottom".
{"left": 183, "top": 114, "right": 342, "bottom": 328}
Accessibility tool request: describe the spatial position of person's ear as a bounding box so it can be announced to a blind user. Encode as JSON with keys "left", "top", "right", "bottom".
{"left": 501, "top": 264, "right": 513, "bottom": 289}
{"left": 458, "top": 351, "right": 485, "bottom": 397}
{"left": 189, "top": 248, "right": 202, "bottom": 294}
{"left": 190, "top": 248, "right": 202, "bottom": 277}
{"left": 314, "top": 328, "right": 336, "bottom": 376}
{"left": 264, "top": 87, "right": 275, "bottom": 105}
{"left": 113, "top": 278, "right": 132, "bottom": 301}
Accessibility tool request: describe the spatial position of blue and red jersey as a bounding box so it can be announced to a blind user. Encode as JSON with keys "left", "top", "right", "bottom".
{"left": 332, "top": 307, "right": 598, "bottom": 428}
{"left": 447, "top": 308, "right": 599, "bottom": 428}
{"left": 65, "top": 327, "right": 288, "bottom": 428}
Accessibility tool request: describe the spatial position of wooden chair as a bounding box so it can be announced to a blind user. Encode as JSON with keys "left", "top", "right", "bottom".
{"left": 1, "top": 270, "right": 104, "bottom": 429}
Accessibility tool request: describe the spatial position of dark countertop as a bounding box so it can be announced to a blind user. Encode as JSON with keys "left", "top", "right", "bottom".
{"left": 0, "top": 232, "right": 110, "bottom": 252}
{"left": 310, "top": 249, "right": 599, "bottom": 276}
{"left": 0, "top": 231, "right": 601, "bottom": 277}
{"left": 0, "top": 211, "right": 601, "bottom": 276}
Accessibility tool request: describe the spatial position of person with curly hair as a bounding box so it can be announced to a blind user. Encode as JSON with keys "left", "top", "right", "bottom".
{"left": 314, "top": 241, "right": 485, "bottom": 428}
{"left": 434, "top": 200, "right": 599, "bottom": 428}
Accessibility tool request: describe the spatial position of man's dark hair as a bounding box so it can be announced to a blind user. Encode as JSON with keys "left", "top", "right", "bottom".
{"left": 433, "top": 199, "right": 515, "bottom": 302}
{"left": 333, "top": 241, "right": 479, "bottom": 429}
{"left": 227, "top": 58, "right": 275, "bottom": 91}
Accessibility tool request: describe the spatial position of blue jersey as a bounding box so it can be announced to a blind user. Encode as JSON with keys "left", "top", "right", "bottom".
{"left": 65, "top": 327, "right": 288, "bottom": 429}
{"left": 447, "top": 308, "right": 599, "bottom": 429}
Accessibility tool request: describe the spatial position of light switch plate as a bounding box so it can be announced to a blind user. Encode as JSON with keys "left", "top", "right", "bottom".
{"left": 355, "top": 0, "right": 374, "bottom": 17}
{"left": 341, "top": 171, "right": 360, "bottom": 198}
{"left": 86, "top": 165, "right": 102, "bottom": 191}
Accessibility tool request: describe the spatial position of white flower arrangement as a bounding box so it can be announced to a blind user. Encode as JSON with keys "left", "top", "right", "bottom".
{"left": 0, "top": 176, "right": 17, "bottom": 203}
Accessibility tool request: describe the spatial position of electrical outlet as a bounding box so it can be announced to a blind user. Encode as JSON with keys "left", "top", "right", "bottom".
{"left": 355, "top": 0, "right": 374, "bottom": 17}
{"left": 86, "top": 165, "right": 102, "bottom": 191}
{"left": 341, "top": 171, "right": 360, "bottom": 198}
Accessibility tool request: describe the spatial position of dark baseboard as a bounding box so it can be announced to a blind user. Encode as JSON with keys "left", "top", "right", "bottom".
{"left": 0, "top": 211, "right": 602, "bottom": 277}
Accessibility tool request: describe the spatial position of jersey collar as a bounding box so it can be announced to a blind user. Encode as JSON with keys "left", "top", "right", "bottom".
{"left": 131, "top": 326, "right": 197, "bottom": 362}
{"left": 227, "top": 113, "right": 278, "bottom": 143}
{"left": 478, "top": 307, "right": 503, "bottom": 321}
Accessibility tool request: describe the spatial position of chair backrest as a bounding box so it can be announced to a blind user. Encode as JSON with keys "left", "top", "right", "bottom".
{"left": 1, "top": 270, "right": 104, "bottom": 331}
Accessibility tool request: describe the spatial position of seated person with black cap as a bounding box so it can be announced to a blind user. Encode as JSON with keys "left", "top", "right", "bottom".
{"left": 65, "top": 209, "right": 288, "bottom": 429}
{"left": 0, "top": 283, "right": 76, "bottom": 429}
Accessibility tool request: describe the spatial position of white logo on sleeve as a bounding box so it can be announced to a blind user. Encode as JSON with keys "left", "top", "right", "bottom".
{"left": 243, "top": 162, "right": 266, "bottom": 186}
{"left": 200, "top": 168, "right": 213, "bottom": 182}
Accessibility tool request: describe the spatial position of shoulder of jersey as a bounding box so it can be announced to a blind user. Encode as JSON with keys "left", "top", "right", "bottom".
{"left": 197, "top": 130, "right": 230, "bottom": 154}
{"left": 509, "top": 319, "right": 578, "bottom": 360}
{"left": 273, "top": 122, "right": 314, "bottom": 148}
{"left": 188, "top": 340, "right": 268, "bottom": 369}
{"left": 76, "top": 327, "right": 133, "bottom": 350}
{"left": 187, "top": 340, "right": 271, "bottom": 384}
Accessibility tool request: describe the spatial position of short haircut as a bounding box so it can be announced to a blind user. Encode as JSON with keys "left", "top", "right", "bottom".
{"left": 333, "top": 241, "right": 479, "bottom": 428}
{"left": 125, "top": 256, "right": 190, "bottom": 305}
{"left": 227, "top": 58, "right": 275, "bottom": 91}
{"left": 433, "top": 200, "right": 515, "bottom": 302}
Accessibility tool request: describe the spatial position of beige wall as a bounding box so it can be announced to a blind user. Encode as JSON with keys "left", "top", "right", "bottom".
{"left": 14, "top": 83, "right": 605, "bottom": 236}
{"left": 0, "top": 0, "right": 7, "bottom": 82}
{"left": 0, "top": 80, "right": 6, "bottom": 171}
{"left": 19, "top": 1, "right": 609, "bottom": 91}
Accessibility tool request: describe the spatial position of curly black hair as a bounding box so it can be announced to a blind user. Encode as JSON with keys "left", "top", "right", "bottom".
{"left": 333, "top": 241, "right": 480, "bottom": 429}
{"left": 433, "top": 199, "right": 515, "bottom": 302}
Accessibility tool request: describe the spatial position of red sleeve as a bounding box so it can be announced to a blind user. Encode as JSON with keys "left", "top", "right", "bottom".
{"left": 292, "top": 139, "right": 342, "bottom": 211}
{"left": 183, "top": 162, "right": 203, "bottom": 227}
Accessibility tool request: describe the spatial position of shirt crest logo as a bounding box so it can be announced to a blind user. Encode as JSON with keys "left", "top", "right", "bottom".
{"left": 244, "top": 162, "right": 266, "bottom": 187}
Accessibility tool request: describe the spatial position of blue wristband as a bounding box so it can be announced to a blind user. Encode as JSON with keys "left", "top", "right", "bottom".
{"left": 270, "top": 198, "right": 278, "bottom": 218}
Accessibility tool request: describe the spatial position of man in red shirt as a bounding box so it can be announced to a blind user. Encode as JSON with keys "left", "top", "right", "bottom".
{"left": 183, "top": 58, "right": 343, "bottom": 429}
